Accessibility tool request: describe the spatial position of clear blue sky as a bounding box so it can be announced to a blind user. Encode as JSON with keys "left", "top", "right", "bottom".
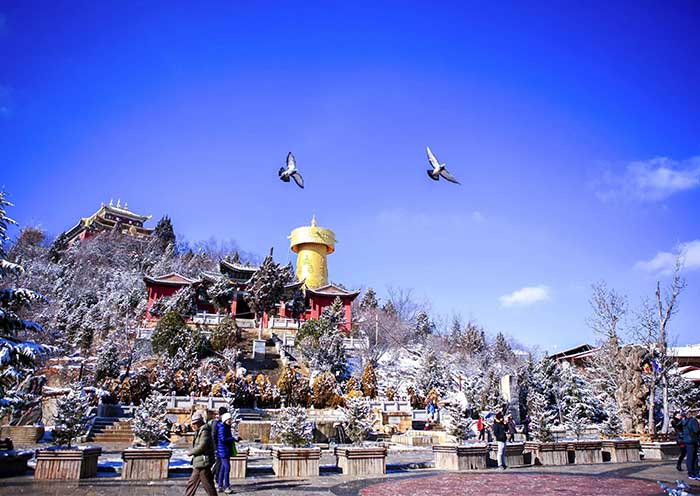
{"left": 2, "top": 1, "right": 699, "bottom": 350}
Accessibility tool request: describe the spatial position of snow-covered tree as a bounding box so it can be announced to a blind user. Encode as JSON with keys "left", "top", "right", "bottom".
{"left": 243, "top": 251, "right": 294, "bottom": 338}
{"left": 95, "top": 340, "right": 120, "bottom": 383}
{"left": 414, "top": 349, "right": 452, "bottom": 398}
{"left": 443, "top": 402, "right": 474, "bottom": 443}
{"left": 413, "top": 311, "right": 434, "bottom": 340}
{"left": 527, "top": 386, "right": 555, "bottom": 442}
{"left": 151, "top": 311, "right": 199, "bottom": 358}
{"left": 600, "top": 400, "right": 623, "bottom": 438}
{"left": 0, "top": 191, "right": 53, "bottom": 424}
{"left": 209, "top": 316, "right": 239, "bottom": 352}
{"left": 271, "top": 406, "right": 313, "bottom": 447}
{"left": 493, "top": 332, "right": 514, "bottom": 363}
{"left": 340, "top": 396, "right": 373, "bottom": 445}
{"left": 359, "top": 288, "right": 379, "bottom": 311}
{"left": 52, "top": 382, "right": 91, "bottom": 448}
{"left": 132, "top": 391, "right": 169, "bottom": 446}
{"left": 298, "top": 316, "right": 348, "bottom": 379}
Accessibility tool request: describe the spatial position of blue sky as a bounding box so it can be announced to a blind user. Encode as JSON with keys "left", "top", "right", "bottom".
{"left": 2, "top": 1, "right": 699, "bottom": 350}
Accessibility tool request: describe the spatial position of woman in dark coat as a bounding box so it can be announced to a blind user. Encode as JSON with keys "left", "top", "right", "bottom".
{"left": 216, "top": 413, "right": 236, "bottom": 494}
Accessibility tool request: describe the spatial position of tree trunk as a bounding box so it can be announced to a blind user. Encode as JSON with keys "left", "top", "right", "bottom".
{"left": 647, "top": 378, "right": 656, "bottom": 435}
{"left": 661, "top": 374, "right": 670, "bottom": 434}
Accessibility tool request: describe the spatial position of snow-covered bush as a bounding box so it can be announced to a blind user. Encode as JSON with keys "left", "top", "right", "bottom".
{"left": 95, "top": 341, "right": 120, "bottom": 383}
{"left": 340, "top": 396, "right": 373, "bottom": 445}
{"left": 271, "top": 406, "right": 313, "bottom": 447}
{"left": 52, "top": 383, "right": 91, "bottom": 448}
{"left": 132, "top": 391, "right": 169, "bottom": 446}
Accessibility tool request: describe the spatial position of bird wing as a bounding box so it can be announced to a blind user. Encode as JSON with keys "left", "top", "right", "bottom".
{"left": 291, "top": 171, "right": 304, "bottom": 189}
{"left": 278, "top": 167, "right": 287, "bottom": 178}
{"left": 439, "top": 168, "right": 461, "bottom": 184}
{"left": 426, "top": 169, "right": 439, "bottom": 181}
{"left": 286, "top": 152, "right": 296, "bottom": 171}
{"left": 426, "top": 146, "right": 441, "bottom": 170}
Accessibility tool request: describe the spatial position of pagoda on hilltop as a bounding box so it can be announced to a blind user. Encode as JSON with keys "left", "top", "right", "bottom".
{"left": 64, "top": 199, "right": 154, "bottom": 244}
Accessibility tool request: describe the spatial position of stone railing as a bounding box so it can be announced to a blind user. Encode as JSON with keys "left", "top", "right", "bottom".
{"left": 192, "top": 312, "right": 226, "bottom": 325}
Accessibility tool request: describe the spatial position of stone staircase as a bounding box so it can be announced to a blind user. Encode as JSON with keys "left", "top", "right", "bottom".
{"left": 87, "top": 417, "right": 134, "bottom": 444}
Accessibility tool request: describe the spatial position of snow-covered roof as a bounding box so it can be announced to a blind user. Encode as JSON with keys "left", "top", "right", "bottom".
{"left": 305, "top": 283, "right": 360, "bottom": 298}
{"left": 143, "top": 272, "right": 201, "bottom": 286}
{"left": 670, "top": 344, "right": 700, "bottom": 358}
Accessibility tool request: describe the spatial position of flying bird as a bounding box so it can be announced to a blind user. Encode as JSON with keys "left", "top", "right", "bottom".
{"left": 426, "top": 146, "right": 460, "bottom": 185}
{"left": 279, "top": 152, "right": 304, "bottom": 189}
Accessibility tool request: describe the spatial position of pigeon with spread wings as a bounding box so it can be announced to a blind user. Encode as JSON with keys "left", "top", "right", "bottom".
{"left": 279, "top": 152, "right": 304, "bottom": 189}
{"left": 426, "top": 146, "right": 460, "bottom": 185}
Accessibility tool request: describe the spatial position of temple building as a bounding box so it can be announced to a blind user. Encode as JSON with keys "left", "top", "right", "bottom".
{"left": 141, "top": 217, "right": 359, "bottom": 333}
{"left": 64, "top": 200, "right": 153, "bottom": 244}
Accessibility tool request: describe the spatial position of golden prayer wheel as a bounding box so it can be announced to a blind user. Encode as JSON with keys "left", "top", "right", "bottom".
{"left": 288, "top": 216, "right": 336, "bottom": 289}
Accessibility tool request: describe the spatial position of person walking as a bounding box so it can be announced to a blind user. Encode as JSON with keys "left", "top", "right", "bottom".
{"left": 671, "top": 411, "right": 687, "bottom": 472}
{"left": 682, "top": 409, "right": 700, "bottom": 480}
{"left": 185, "top": 412, "right": 217, "bottom": 496}
{"left": 506, "top": 414, "right": 517, "bottom": 443}
{"left": 493, "top": 412, "right": 508, "bottom": 470}
{"left": 523, "top": 415, "right": 531, "bottom": 441}
{"left": 210, "top": 406, "right": 228, "bottom": 486}
{"left": 217, "top": 412, "right": 237, "bottom": 494}
{"left": 477, "top": 415, "right": 485, "bottom": 441}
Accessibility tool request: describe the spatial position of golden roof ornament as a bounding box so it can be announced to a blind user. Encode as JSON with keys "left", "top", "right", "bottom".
{"left": 109, "top": 199, "right": 113, "bottom": 207}
{"left": 116, "top": 199, "right": 121, "bottom": 208}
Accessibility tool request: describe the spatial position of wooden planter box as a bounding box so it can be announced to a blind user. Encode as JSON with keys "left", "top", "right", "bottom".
{"left": 121, "top": 448, "right": 172, "bottom": 480}
{"left": 433, "top": 444, "right": 488, "bottom": 471}
{"left": 34, "top": 447, "right": 102, "bottom": 480}
{"left": 335, "top": 446, "right": 387, "bottom": 476}
{"left": 568, "top": 441, "right": 603, "bottom": 464}
{"left": 488, "top": 442, "right": 525, "bottom": 467}
{"left": 0, "top": 425, "right": 45, "bottom": 445}
{"left": 524, "top": 442, "right": 568, "bottom": 466}
{"left": 640, "top": 442, "right": 680, "bottom": 460}
{"left": 602, "top": 439, "right": 641, "bottom": 463}
{"left": 271, "top": 447, "right": 321, "bottom": 478}
{"left": 231, "top": 448, "right": 249, "bottom": 479}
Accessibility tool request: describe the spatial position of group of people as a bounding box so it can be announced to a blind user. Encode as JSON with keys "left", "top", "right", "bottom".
{"left": 672, "top": 409, "right": 700, "bottom": 481}
{"left": 476, "top": 413, "right": 522, "bottom": 443}
{"left": 185, "top": 407, "right": 239, "bottom": 496}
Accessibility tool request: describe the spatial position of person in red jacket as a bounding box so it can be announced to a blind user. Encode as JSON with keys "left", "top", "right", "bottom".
{"left": 477, "top": 416, "right": 485, "bottom": 441}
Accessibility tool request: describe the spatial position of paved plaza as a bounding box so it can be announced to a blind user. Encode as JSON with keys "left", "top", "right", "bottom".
{"left": 0, "top": 458, "right": 697, "bottom": 496}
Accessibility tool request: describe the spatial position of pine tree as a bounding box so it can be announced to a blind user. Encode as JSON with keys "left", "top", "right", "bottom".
{"left": 527, "top": 386, "right": 555, "bottom": 442}
{"left": 95, "top": 341, "right": 120, "bottom": 383}
{"left": 132, "top": 391, "right": 169, "bottom": 446}
{"left": 243, "top": 251, "right": 294, "bottom": 338}
{"left": 321, "top": 297, "right": 345, "bottom": 326}
{"left": 209, "top": 316, "right": 239, "bottom": 352}
{"left": 600, "top": 400, "right": 623, "bottom": 438}
{"left": 462, "top": 321, "right": 486, "bottom": 356}
{"left": 443, "top": 402, "right": 474, "bottom": 443}
{"left": 151, "top": 311, "right": 191, "bottom": 357}
{"left": 493, "top": 332, "right": 514, "bottom": 363}
{"left": 52, "top": 382, "right": 91, "bottom": 448}
{"left": 0, "top": 191, "right": 53, "bottom": 423}
{"left": 152, "top": 216, "right": 176, "bottom": 254}
{"left": 340, "top": 396, "right": 373, "bottom": 445}
{"left": 413, "top": 311, "right": 434, "bottom": 340}
{"left": 415, "top": 349, "right": 453, "bottom": 398}
{"left": 361, "top": 362, "right": 378, "bottom": 399}
{"left": 271, "top": 406, "right": 313, "bottom": 447}
{"left": 298, "top": 317, "right": 348, "bottom": 380}
{"left": 359, "top": 288, "right": 379, "bottom": 311}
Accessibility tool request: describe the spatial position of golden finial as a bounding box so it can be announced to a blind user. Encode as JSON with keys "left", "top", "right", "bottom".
{"left": 124, "top": 202, "right": 128, "bottom": 211}
{"left": 311, "top": 215, "right": 317, "bottom": 227}
{"left": 109, "top": 199, "right": 113, "bottom": 207}
{"left": 101, "top": 201, "right": 105, "bottom": 207}
{"left": 117, "top": 199, "right": 121, "bottom": 208}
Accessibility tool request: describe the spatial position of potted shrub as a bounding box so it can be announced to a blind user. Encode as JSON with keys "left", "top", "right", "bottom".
{"left": 121, "top": 392, "right": 172, "bottom": 480}
{"left": 433, "top": 402, "right": 488, "bottom": 471}
{"left": 270, "top": 407, "right": 320, "bottom": 478}
{"left": 335, "top": 397, "right": 386, "bottom": 475}
{"left": 35, "top": 383, "right": 102, "bottom": 480}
